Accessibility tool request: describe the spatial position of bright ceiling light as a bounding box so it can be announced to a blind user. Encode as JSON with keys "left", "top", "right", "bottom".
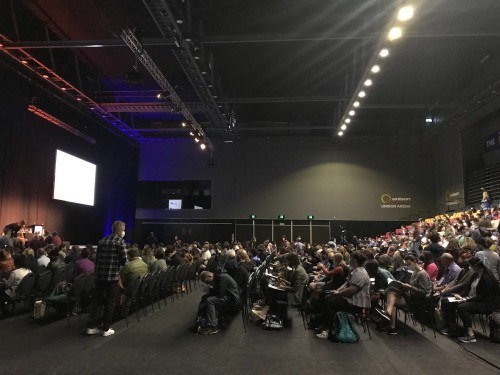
{"left": 364, "top": 79, "right": 373, "bottom": 87}
{"left": 358, "top": 91, "right": 366, "bottom": 98}
{"left": 200, "top": 143, "right": 206, "bottom": 150}
{"left": 194, "top": 137, "right": 200, "bottom": 143}
{"left": 189, "top": 131, "right": 194, "bottom": 136}
{"left": 379, "top": 48, "right": 389, "bottom": 58}
{"left": 398, "top": 6, "right": 414, "bottom": 21}
{"left": 353, "top": 101, "right": 360, "bottom": 107}
{"left": 181, "top": 122, "right": 187, "bottom": 127}
{"left": 388, "top": 27, "right": 403, "bottom": 41}
{"left": 349, "top": 110, "right": 355, "bottom": 116}
{"left": 371, "top": 65, "right": 380, "bottom": 73}
{"left": 338, "top": 131, "right": 344, "bottom": 136}
{"left": 345, "top": 118, "right": 351, "bottom": 123}
{"left": 341, "top": 124, "right": 347, "bottom": 131}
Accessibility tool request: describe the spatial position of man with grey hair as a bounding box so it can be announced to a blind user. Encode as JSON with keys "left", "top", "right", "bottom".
{"left": 197, "top": 270, "right": 241, "bottom": 335}
{"left": 434, "top": 252, "right": 461, "bottom": 292}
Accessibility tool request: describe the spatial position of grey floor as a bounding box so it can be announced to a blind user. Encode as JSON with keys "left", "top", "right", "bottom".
{"left": 1, "top": 288, "right": 499, "bottom": 375}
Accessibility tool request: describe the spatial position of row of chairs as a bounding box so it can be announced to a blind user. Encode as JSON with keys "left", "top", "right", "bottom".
{"left": 122, "top": 260, "right": 204, "bottom": 327}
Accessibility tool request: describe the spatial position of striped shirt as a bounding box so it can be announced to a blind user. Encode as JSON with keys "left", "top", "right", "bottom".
{"left": 94, "top": 234, "right": 127, "bottom": 282}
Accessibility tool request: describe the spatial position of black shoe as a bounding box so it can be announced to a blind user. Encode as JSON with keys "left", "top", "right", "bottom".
{"left": 375, "top": 307, "right": 391, "bottom": 321}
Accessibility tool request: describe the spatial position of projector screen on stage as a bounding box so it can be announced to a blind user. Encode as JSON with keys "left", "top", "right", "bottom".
{"left": 53, "top": 150, "right": 96, "bottom": 206}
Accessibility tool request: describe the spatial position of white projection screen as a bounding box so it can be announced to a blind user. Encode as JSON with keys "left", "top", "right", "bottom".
{"left": 53, "top": 150, "right": 96, "bottom": 206}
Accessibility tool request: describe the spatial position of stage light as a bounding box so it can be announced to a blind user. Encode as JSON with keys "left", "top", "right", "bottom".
{"left": 61, "top": 87, "right": 67, "bottom": 91}
{"left": 353, "top": 101, "right": 360, "bottom": 107}
{"left": 200, "top": 143, "right": 206, "bottom": 150}
{"left": 338, "top": 131, "right": 344, "bottom": 136}
{"left": 42, "top": 74, "right": 49, "bottom": 79}
{"left": 364, "top": 79, "right": 373, "bottom": 86}
{"left": 398, "top": 6, "right": 414, "bottom": 21}
{"left": 76, "top": 98, "right": 82, "bottom": 101}
{"left": 181, "top": 122, "right": 187, "bottom": 127}
{"left": 358, "top": 91, "right": 366, "bottom": 98}
{"left": 371, "top": 65, "right": 380, "bottom": 73}
{"left": 194, "top": 137, "right": 200, "bottom": 143}
{"left": 349, "top": 110, "right": 355, "bottom": 116}
{"left": 425, "top": 116, "right": 433, "bottom": 124}
{"left": 157, "top": 91, "right": 170, "bottom": 100}
{"left": 341, "top": 124, "right": 347, "bottom": 130}
{"left": 345, "top": 118, "right": 351, "bottom": 123}
{"left": 379, "top": 48, "right": 389, "bottom": 58}
{"left": 21, "top": 60, "right": 28, "bottom": 64}
{"left": 189, "top": 131, "right": 195, "bottom": 136}
{"left": 388, "top": 27, "right": 403, "bottom": 41}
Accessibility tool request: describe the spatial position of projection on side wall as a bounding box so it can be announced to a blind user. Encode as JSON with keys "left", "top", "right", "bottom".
{"left": 137, "top": 181, "right": 212, "bottom": 210}
{"left": 53, "top": 150, "right": 97, "bottom": 206}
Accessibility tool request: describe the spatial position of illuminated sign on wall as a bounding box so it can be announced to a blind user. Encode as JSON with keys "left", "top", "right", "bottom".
{"left": 380, "top": 193, "right": 412, "bottom": 209}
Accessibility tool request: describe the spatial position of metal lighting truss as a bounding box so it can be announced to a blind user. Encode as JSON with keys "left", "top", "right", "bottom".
{"left": 142, "top": 0, "right": 229, "bottom": 136}
{"left": 0, "top": 34, "right": 144, "bottom": 142}
{"left": 121, "top": 28, "right": 214, "bottom": 150}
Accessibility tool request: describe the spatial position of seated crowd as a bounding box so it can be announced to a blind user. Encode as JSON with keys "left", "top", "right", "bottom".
{"left": 1, "top": 205, "right": 500, "bottom": 345}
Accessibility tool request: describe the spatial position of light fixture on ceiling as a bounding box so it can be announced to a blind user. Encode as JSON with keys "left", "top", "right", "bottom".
{"left": 398, "top": 6, "right": 414, "bottom": 21}
{"left": 200, "top": 143, "right": 206, "bottom": 150}
{"left": 341, "top": 124, "right": 347, "bottom": 130}
{"left": 388, "top": 27, "right": 403, "bottom": 41}
{"left": 364, "top": 79, "right": 373, "bottom": 87}
{"left": 194, "top": 137, "right": 200, "bottom": 143}
{"left": 371, "top": 65, "right": 380, "bottom": 73}
{"left": 345, "top": 118, "right": 351, "bottom": 123}
{"left": 349, "top": 110, "right": 355, "bottom": 116}
{"left": 189, "top": 131, "right": 195, "bottom": 136}
{"left": 181, "top": 121, "right": 187, "bottom": 127}
{"left": 379, "top": 48, "right": 389, "bottom": 58}
{"left": 353, "top": 101, "right": 360, "bottom": 107}
{"left": 157, "top": 91, "right": 170, "bottom": 100}
{"left": 425, "top": 116, "right": 433, "bottom": 124}
{"left": 338, "top": 131, "right": 344, "bottom": 136}
{"left": 358, "top": 91, "right": 366, "bottom": 98}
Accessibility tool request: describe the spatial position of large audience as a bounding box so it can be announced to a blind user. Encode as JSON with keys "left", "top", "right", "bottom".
{"left": 1, "top": 207, "right": 500, "bottom": 345}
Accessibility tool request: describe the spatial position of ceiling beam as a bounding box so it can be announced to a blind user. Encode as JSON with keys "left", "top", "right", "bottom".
{"left": 1, "top": 38, "right": 175, "bottom": 49}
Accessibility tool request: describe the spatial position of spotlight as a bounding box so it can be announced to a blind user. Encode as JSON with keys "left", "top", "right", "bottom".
{"left": 345, "top": 118, "right": 351, "bottom": 123}
{"left": 388, "top": 27, "right": 403, "bottom": 41}
{"left": 157, "top": 91, "right": 170, "bottom": 100}
{"left": 338, "top": 131, "right": 344, "bottom": 136}
{"left": 353, "top": 101, "right": 360, "bottom": 107}
{"left": 200, "top": 143, "right": 206, "bottom": 150}
{"left": 379, "top": 49, "right": 389, "bottom": 58}
{"left": 349, "top": 110, "right": 355, "bottom": 116}
{"left": 42, "top": 74, "right": 49, "bottom": 79}
{"left": 194, "top": 137, "right": 200, "bottom": 143}
{"left": 189, "top": 131, "right": 195, "bottom": 136}
{"left": 425, "top": 116, "right": 433, "bottom": 124}
{"left": 371, "top": 65, "right": 380, "bottom": 73}
{"left": 398, "top": 6, "right": 414, "bottom": 21}
{"left": 76, "top": 97, "right": 82, "bottom": 101}
{"left": 364, "top": 79, "right": 373, "bottom": 86}
{"left": 341, "top": 124, "right": 347, "bottom": 130}
{"left": 358, "top": 91, "right": 366, "bottom": 98}
{"left": 21, "top": 60, "right": 28, "bottom": 64}
{"left": 61, "top": 87, "right": 67, "bottom": 91}
{"left": 181, "top": 122, "right": 187, "bottom": 127}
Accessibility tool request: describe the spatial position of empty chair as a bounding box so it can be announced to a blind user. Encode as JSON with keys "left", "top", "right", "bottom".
{"left": 123, "top": 274, "right": 143, "bottom": 327}
{"left": 35, "top": 270, "right": 53, "bottom": 299}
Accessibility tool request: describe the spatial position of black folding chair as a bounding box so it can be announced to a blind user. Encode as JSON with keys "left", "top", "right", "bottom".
{"left": 124, "top": 274, "right": 143, "bottom": 326}
{"left": 0, "top": 272, "right": 36, "bottom": 316}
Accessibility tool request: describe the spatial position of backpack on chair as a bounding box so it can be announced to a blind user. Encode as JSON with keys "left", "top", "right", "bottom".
{"left": 330, "top": 311, "right": 360, "bottom": 343}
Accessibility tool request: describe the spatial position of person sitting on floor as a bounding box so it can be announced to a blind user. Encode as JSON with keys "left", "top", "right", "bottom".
{"left": 197, "top": 270, "right": 241, "bottom": 335}
{"left": 316, "top": 250, "right": 371, "bottom": 339}
{"left": 376, "top": 255, "right": 432, "bottom": 335}
{"left": 440, "top": 256, "right": 499, "bottom": 343}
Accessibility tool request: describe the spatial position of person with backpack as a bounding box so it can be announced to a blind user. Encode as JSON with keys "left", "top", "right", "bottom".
{"left": 316, "top": 251, "right": 370, "bottom": 339}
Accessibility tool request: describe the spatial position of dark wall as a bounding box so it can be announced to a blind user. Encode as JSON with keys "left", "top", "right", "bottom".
{"left": 137, "top": 135, "right": 435, "bottom": 222}
{"left": 0, "top": 63, "right": 139, "bottom": 244}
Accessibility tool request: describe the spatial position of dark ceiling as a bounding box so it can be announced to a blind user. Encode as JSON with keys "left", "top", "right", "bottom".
{"left": 1, "top": 0, "right": 500, "bottom": 145}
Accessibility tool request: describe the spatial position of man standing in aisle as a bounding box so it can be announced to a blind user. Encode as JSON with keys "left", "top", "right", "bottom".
{"left": 86, "top": 220, "right": 127, "bottom": 337}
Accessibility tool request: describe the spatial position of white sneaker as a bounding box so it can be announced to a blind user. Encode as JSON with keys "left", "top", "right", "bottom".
{"left": 316, "top": 330, "right": 329, "bottom": 339}
{"left": 102, "top": 328, "right": 115, "bottom": 337}
{"left": 86, "top": 327, "right": 101, "bottom": 335}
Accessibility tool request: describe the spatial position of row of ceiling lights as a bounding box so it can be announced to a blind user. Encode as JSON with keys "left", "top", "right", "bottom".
{"left": 337, "top": 5, "right": 415, "bottom": 137}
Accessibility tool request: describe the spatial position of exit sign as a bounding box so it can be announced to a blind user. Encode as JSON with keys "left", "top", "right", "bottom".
{"left": 307, "top": 215, "right": 314, "bottom": 220}
{"left": 278, "top": 214, "right": 285, "bottom": 220}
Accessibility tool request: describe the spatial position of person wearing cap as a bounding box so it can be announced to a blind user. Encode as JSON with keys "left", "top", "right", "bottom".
{"left": 440, "top": 256, "right": 499, "bottom": 342}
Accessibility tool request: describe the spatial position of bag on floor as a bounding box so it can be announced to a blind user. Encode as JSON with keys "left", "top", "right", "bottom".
{"left": 330, "top": 312, "right": 359, "bottom": 343}
{"left": 263, "top": 314, "right": 283, "bottom": 330}
{"left": 33, "top": 300, "right": 46, "bottom": 319}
